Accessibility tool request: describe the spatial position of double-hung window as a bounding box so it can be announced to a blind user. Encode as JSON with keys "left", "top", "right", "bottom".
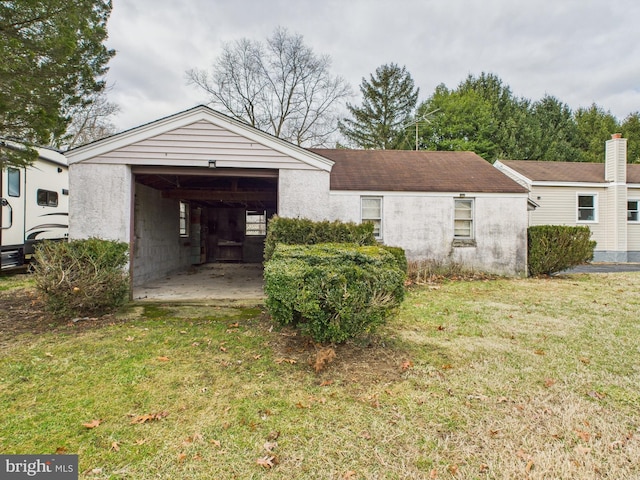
{"left": 361, "top": 196, "right": 382, "bottom": 240}
{"left": 577, "top": 194, "right": 597, "bottom": 222}
{"left": 628, "top": 200, "right": 640, "bottom": 222}
{"left": 454, "top": 198, "right": 474, "bottom": 239}
{"left": 246, "top": 210, "right": 267, "bottom": 236}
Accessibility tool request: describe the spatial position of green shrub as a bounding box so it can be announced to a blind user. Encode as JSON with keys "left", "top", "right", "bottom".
{"left": 264, "top": 216, "right": 377, "bottom": 261}
{"left": 264, "top": 243, "right": 405, "bottom": 343}
{"left": 32, "top": 238, "right": 129, "bottom": 317}
{"left": 528, "top": 225, "right": 596, "bottom": 276}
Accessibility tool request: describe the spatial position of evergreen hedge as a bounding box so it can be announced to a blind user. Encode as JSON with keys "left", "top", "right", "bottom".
{"left": 263, "top": 216, "right": 377, "bottom": 261}
{"left": 264, "top": 243, "right": 406, "bottom": 343}
{"left": 32, "top": 238, "right": 129, "bottom": 317}
{"left": 527, "top": 225, "right": 596, "bottom": 276}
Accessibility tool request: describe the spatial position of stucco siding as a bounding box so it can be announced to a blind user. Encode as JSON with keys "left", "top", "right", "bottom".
{"left": 329, "top": 192, "right": 528, "bottom": 276}
{"left": 83, "top": 120, "right": 316, "bottom": 170}
{"left": 131, "top": 184, "right": 191, "bottom": 286}
{"left": 279, "top": 169, "right": 331, "bottom": 220}
{"left": 69, "top": 163, "right": 132, "bottom": 242}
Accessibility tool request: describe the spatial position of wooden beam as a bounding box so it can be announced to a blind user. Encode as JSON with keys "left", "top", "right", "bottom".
{"left": 161, "top": 189, "right": 276, "bottom": 202}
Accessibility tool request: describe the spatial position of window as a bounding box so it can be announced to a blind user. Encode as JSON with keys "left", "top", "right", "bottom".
{"left": 37, "top": 189, "right": 58, "bottom": 207}
{"left": 179, "top": 201, "right": 189, "bottom": 237}
{"left": 361, "top": 196, "right": 382, "bottom": 239}
{"left": 454, "top": 198, "right": 474, "bottom": 239}
{"left": 577, "top": 194, "right": 597, "bottom": 222}
{"left": 246, "top": 210, "right": 267, "bottom": 236}
{"left": 629, "top": 200, "right": 640, "bottom": 222}
{"left": 8, "top": 168, "right": 20, "bottom": 197}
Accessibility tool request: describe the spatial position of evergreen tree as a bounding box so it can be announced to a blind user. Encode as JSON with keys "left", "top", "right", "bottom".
{"left": 339, "top": 63, "right": 419, "bottom": 149}
{"left": 0, "top": 0, "right": 114, "bottom": 167}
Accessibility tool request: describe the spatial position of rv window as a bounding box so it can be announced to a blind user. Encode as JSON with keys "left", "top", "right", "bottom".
{"left": 8, "top": 168, "right": 20, "bottom": 197}
{"left": 37, "top": 189, "right": 58, "bottom": 207}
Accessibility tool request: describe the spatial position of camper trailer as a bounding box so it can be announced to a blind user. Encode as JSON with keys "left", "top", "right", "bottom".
{"left": 1, "top": 143, "right": 69, "bottom": 270}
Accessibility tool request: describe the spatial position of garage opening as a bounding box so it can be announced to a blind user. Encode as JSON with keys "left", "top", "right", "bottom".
{"left": 131, "top": 166, "right": 277, "bottom": 289}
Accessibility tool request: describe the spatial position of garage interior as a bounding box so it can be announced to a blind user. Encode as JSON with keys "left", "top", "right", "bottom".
{"left": 131, "top": 166, "right": 277, "bottom": 291}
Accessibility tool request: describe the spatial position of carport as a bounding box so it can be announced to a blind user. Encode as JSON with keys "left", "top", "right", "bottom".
{"left": 65, "top": 105, "right": 334, "bottom": 290}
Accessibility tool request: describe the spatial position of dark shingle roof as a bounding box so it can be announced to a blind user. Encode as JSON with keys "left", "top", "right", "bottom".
{"left": 500, "top": 160, "right": 640, "bottom": 184}
{"left": 310, "top": 149, "right": 528, "bottom": 194}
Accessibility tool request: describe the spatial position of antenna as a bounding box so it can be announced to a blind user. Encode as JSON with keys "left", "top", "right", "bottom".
{"left": 403, "top": 109, "right": 440, "bottom": 150}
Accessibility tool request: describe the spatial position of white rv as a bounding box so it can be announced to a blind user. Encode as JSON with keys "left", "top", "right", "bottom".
{"left": 1, "top": 143, "right": 69, "bottom": 269}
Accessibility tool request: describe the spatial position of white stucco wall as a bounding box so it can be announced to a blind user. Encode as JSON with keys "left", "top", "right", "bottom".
{"left": 68, "top": 163, "right": 132, "bottom": 242}
{"left": 131, "top": 184, "right": 191, "bottom": 286}
{"left": 329, "top": 192, "right": 528, "bottom": 276}
{"left": 278, "top": 169, "right": 331, "bottom": 220}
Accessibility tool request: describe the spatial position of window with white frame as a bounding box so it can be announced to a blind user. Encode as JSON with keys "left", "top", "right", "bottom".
{"left": 628, "top": 200, "right": 640, "bottom": 222}
{"left": 577, "top": 194, "right": 597, "bottom": 222}
{"left": 179, "top": 201, "right": 189, "bottom": 237}
{"left": 361, "top": 196, "right": 382, "bottom": 239}
{"left": 246, "top": 210, "right": 267, "bottom": 236}
{"left": 454, "top": 198, "right": 474, "bottom": 239}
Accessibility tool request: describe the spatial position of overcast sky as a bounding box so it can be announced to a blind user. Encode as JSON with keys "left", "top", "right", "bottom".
{"left": 105, "top": 0, "right": 640, "bottom": 133}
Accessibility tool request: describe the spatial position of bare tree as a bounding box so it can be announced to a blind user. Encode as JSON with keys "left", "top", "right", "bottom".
{"left": 56, "top": 88, "right": 120, "bottom": 149}
{"left": 187, "top": 27, "right": 351, "bottom": 147}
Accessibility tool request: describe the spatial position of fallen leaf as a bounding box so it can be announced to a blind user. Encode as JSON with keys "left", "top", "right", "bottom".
{"left": 266, "top": 431, "right": 280, "bottom": 441}
{"left": 157, "top": 356, "right": 170, "bottom": 362}
{"left": 587, "top": 390, "right": 606, "bottom": 400}
{"left": 210, "top": 439, "right": 221, "bottom": 448}
{"left": 135, "top": 439, "right": 147, "bottom": 445}
{"left": 544, "top": 378, "right": 556, "bottom": 388}
{"left": 82, "top": 419, "right": 102, "bottom": 429}
{"left": 441, "top": 364, "right": 453, "bottom": 370}
{"left": 429, "top": 469, "right": 438, "bottom": 478}
{"left": 275, "top": 358, "right": 297, "bottom": 365}
{"left": 579, "top": 357, "right": 591, "bottom": 365}
{"left": 343, "top": 471, "right": 357, "bottom": 479}
{"left": 228, "top": 322, "right": 239, "bottom": 328}
{"left": 177, "top": 453, "right": 187, "bottom": 463}
{"left": 479, "top": 463, "right": 489, "bottom": 473}
{"left": 534, "top": 349, "right": 545, "bottom": 355}
{"left": 110, "top": 441, "right": 120, "bottom": 452}
{"left": 253, "top": 354, "right": 262, "bottom": 360}
{"left": 219, "top": 346, "right": 227, "bottom": 352}
{"left": 448, "top": 464, "right": 459, "bottom": 475}
{"left": 575, "top": 429, "right": 591, "bottom": 442}
{"left": 525, "top": 460, "right": 534, "bottom": 473}
{"left": 574, "top": 445, "right": 592, "bottom": 455}
{"left": 130, "top": 411, "right": 169, "bottom": 425}
{"left": 256, "top": 455, "right": 277, "bottom": 469}
{"left": 320, "top": 379, "right": 333, "bottom": 387}
{"left": 401, "top": 360, "right": 414, "bottom": 371}
{"left": 263, "top": 441, "right": 278, "bottom": 453}
{"left": 125, "top": 336, "right": 134, "bottom": 342}
{"left": 55, "top": 447, "right": 67, "bottom": 454}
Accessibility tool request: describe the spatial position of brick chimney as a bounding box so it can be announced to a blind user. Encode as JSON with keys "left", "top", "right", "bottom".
{"left": 605, "top": 133, "right": 627, "bottom": 183}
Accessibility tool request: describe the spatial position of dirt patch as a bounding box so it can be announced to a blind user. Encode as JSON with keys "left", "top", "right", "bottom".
{"left": 0, "top": 287, "right": 123, "bottom": 344}
{"left": 264, "top": 319, "right": 409, "bottom": 386}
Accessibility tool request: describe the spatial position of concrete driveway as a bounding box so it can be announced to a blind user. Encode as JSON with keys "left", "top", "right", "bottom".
{"left": 133, "top": 263, "right": 264, "bottom": 302}
{"left": 562, "top": 263, "right": 640, "bottom": 274}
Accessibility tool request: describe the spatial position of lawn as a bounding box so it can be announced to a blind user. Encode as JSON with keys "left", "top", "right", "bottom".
{"left": 0, "top": 272, "right": 639, "bottom": 479}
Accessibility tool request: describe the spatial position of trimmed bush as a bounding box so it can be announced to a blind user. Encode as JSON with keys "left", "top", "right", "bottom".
{"left": 528, "top": 225, "right": 596, "bottom": 276}
{"left": 32, "top": 238, "right": 129, "bottom": 317}
{"left": 264, "top": 243, "right": 406, "bottom": 343}
{"left": 264, "top": 216, "right": 377, "bottom": 261}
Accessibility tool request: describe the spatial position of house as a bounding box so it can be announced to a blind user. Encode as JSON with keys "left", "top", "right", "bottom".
{"left": 65, "top": 105, "right": 530, "bottom": 287}
{"left": 494, "top": 134, "right": 640, "bottom": 262}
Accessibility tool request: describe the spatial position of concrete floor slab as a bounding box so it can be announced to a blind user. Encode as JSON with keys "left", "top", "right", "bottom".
{"left": 133, "top": 262, "right": 264, "bottom": 302}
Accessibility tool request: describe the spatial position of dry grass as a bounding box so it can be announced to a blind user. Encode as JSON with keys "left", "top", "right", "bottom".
{"left": 0, "top": 272, "right": 639, "bottom": 479}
